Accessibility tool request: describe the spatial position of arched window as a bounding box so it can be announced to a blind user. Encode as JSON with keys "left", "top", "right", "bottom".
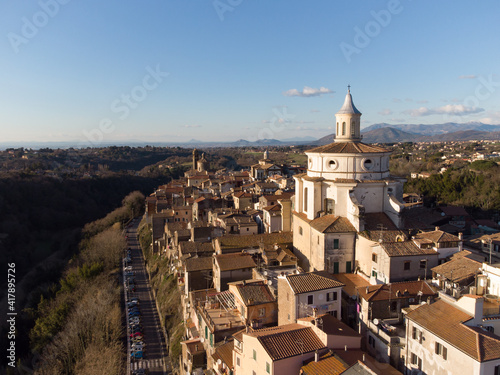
{"left": 351, "top": 120, "right": 355, "bottom": 136}
{"left": 342, "top": 122, "right": 346, "bottom": 135}
{"left": 336, "top": 122, "right": 339, "bottom": 135}
{"left": 303, "top": 187, "right": 308, "bottom": 211}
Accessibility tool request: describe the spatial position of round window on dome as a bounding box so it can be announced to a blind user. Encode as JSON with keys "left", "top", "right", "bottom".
{"left": 326, "top": 159, "right": 338, "bottom": 170}
{"left": 363, "top": 159, "right": 373, "bottom": 170}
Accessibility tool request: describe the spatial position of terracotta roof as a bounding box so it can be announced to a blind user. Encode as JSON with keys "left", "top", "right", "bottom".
{"left": 300, "top": 351, "right": 348, "bottom": 375}
{"left": 263, "top": 204, "right": 281, "bottom": 212}
{"left": 307, "top": 142, "right": 389, "bottom": 154}
{"left": 233, "top": 191, "right": 253, "bottom": 198}
{"left": 215, "top": 253, "right": 257, "bottom": 271}
{"left": 380, "top": 241, "right": 437, "bottom": 257}
{"left": 363, "top": 212, "right": 399, "bottom": 231}
{"left": 297, "top": 314, "right": 361, "bottom": 337}
{"left": 438, "top": 206, "right": 470, "bottom": 216}
{"left": 182, "top": 338, "right": 205, "bottom": 355}
{"left": 217, "top": 232, "right": 293, "bottom": 250}
{"left": 332, "top": 273, "right": 370, "bottom": 296}
{"left": 235, "top": 282, "right": 275, "bottom": 306}
{"left": 246, "top": 324, "right": 326, "bottom": 361}
{"left": 333, "top": 350, "right": 402, "bottom": 374}
{"left": 212, "top": 339, "right": 234, "bottom": 369}
{"left": 185, "top": 256, "right": 213, "bottom": 272}
{"left": 310, "top": 215, "right": 357, "bottom": 233}
{"left": 356, "top": 280, "right": 437, "bottom": 302}
{"left": 431, "top": 256, "right": 481, "bottom": 283}
{"left": 179, "top": 241, "right": 214, "bottom": 255}
{"left": 407, "top": 299, "right": 500, "bottom": 362}
{"left": 413, "top": 230, "right": 460, "bottom": 243}
{"left": 286, "top": 271, "right": 345, "bottom": 294}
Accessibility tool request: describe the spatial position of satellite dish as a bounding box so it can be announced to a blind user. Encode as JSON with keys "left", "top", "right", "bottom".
{"left": 263, "top": 271, "right": 268, "bottom": 276}
{"left": 268, "top": 280, "right": 272, "bottom": 286}
{"left": 200, "top": 337, "right": 204, "bottom": 343}
{"left": 217, "top": 359, "right": 222, "bottom": 365}
{"left": 373, "top": 318, "right": 380, "bottom": 325}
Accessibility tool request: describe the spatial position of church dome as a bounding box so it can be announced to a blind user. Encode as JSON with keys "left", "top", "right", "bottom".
{"left": 336, "top": 87, "right": 361, "bottom": 115}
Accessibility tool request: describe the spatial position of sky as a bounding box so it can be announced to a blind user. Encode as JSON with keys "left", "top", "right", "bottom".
{"left": 1, "top": 0, "right": 500, "bottom": 146}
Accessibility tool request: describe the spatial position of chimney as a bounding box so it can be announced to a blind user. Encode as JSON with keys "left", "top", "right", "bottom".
{"left": 362, "top": 353, "right": 365, "bottom": 362}
{"left": 458, "top": 232, "right": 463, "bottom": 240}
{"left": 344, "top": 345, "right": 347, "bottom": 352}
{"left": 195, "top": 344, "right": 198, "bottom": 351}
{"left": 314, "top": 350, "right": 319, "bottom": 362}
{"left": 435, "top": 226, "right": 440, "bottom": 231}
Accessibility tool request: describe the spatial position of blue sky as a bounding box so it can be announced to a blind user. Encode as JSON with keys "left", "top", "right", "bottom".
{"left": 1, "top": 0, "right": 500, "bottom": 145}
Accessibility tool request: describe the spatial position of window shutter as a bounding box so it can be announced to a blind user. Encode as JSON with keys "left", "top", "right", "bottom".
{"left": 443, "top": 346, "right": 447, "bottom": 360}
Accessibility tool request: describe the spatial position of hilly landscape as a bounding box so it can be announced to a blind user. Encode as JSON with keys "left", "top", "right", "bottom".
{"left": 314, "top": 122, "right": 500, "bottom": 145}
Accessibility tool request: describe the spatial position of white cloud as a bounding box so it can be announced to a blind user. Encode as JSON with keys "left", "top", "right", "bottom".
{"left": 479, "top": 111, "right": 500, "bottom": 124}
{"left": 378, "top": 108, "right": 393, "bottom": 116}
{"left": 183, "top": 124, "right": 202, "bottom": 128}
{"left": 283, "top": 86, "right": 334, "bottom": 97}
{"left": 392, "top": 98, "right": 402, "bottom": 103}
{"left": 459, "top": 75, "right": 477, "bottom": 79}
{"left": 403, "top": 104, "right": 484, "bottom": 117}
{"left": 310, "top": 109, "right": 320, "bottom": 113}
{"left": 416, "top": 100, "right": 428, "bottom": 104}
{"left": 390, "top": 118, "right": 405, "bottom": 122}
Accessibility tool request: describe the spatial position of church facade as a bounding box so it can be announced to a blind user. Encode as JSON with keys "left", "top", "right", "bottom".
{"left": 292, "top": 88, "right": 406, "bottom": 274}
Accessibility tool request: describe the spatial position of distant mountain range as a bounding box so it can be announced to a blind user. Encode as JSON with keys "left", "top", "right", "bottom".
{"left": 314, "top": 122, "right": 500, "bottom": 146}
{"left": 4, "top": 123, "right": 500, "bottom": 150}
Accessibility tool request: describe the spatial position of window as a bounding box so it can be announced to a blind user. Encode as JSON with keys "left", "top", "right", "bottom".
{"left": 342, "top": 122, "right": 346, "bottom": 135}
{"left": 420, "top": 259, "right": 427, "bottom": 269}
{"left": 333, "top": 262, "right": 339, "bottom": 274}
{"left": 308, "top": 295, "right": 314, "bottom": 305}
{"left": 333, "top": 239, "right": 339, "bottom": 249}
{"left": 326, "top": 291, "right": 337, "bottom": 302}
{"left": 266, "top": 362, "right": 270, "bottom": 373}
{"left": 286, "top": 293, "right": 289, "bottom": 301}
{"left": 325, "top": 198, "right": 335, "bottom": 214}
{"left": 404, "top": 261, "right": 411, "bottom": 271}
{"left": 435, "top": 342, "right": 447, "bottom": 360}
{"left": 372, "top": 253, "right": 377, "bottom": 262}
{"left": 412, "top": 326, "right": 423, "bottom": 344}
{"left": 495, "top": 365, "right": 500, "bottom": 375}
{"left": 411, "top": 353, "right": 422, "bottom": 369}
{"left": 247, "top": 228, "right": 249, "bottom": 231}
{"left": 368, "top": 335, "right": 375, "bottom": 348}
{"left": 287, "top": 314, "right": 290, "bottom": 321}
{"left": 236, "top": 357, "right": 240, "bottom": 366}
{"left": 299, "top": 226, "right": 303, "bottom": 235}
{"left": 391, "top": 301, "right": 397, "bottom": 312}
{"left": 258, "top": 307, "right": 266, "bottom": 317}
{"left": 303, "top": 188, "right": 308, "bottom": 211}
{"left": 253, "top": 349, "right": 257, "bottom": 361}
{"left": 351, "top": 120, "right": 356, "bottom": 136}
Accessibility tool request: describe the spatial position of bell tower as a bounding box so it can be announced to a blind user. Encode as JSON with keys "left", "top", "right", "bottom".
{"left": 335, "top": 86, "right": 362, "bottom": 142}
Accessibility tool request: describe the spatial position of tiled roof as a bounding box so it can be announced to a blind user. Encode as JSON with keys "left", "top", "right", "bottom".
{"left": 287, "top": 271, "right": 345, "bottom": 294}
{"left": 431, "top": 256, "right": 481, "bottom": 283}
{"left": 212, "top": 339, "right": 234, "bottom": 368}
{"left": 380, "top": 241, "right": 437, "bottom": 257}
{"left": 438, "top": 206, "right": 470, "bottom": 216}
{"left": 297, "top": 314, "right": 360, "bottom": 338}
{"left": 332, "top": 273, "right": 370, "bottom": 297}
{"left": 182, "top": 338, "right": 205, "bottom": 355}
{"left": 263, "top": 204, "right": 281, "bottom": 212}
{"left": 215, "top": 253, "right": 257, "bottom": 271}
{"left": 179, "top": 241, "right": 214, "bottom": 255}
{"left": 310, "top": 215, "right": 357, "bottom": 233}
{"left": 413, "top": 230, "right": 460, "bottom": 243}
{"left": 356, "top": 280, "right": 437, "bottom": 302}
{"left": 246, "top": 324, "right": 326, "bottom": 361}
{"left": 307, "top": 142, "right": 389, "bottom": 154}
{"left": 300, "top": 351, "right": 348, "bottom": 375}
{"left": 236, "top": 282, "right": 275, "bottom": 306}
{"left": 217, "top": 232, "right": 293, "bottom": 250}
{"left": 333, "top": 350, "right": 402, "bottom": 374}
{"left": 363, "top": 212, "right": 399, "bottom": 231}
{"left": 185, "top": 256, "right": 213, "bottom": 272}
{"left": 407, "top": 299, "right": 500, "bottom": 362}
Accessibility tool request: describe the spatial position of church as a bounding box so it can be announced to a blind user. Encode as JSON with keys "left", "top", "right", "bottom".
{"left": 292, "top": 87, "right": 407, "bottom": 277}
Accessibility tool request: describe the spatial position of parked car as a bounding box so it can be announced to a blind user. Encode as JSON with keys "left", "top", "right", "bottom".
{"left": 130, "top": 350, "right": 143, "bottom": 359}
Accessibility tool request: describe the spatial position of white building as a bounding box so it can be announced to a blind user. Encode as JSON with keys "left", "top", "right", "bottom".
{"left": 293, "top": 87, "right": 406, "bottom": 272}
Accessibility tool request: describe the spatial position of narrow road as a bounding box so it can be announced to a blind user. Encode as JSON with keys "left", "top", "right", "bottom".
{"left": 125, "top": 218, "right": 170, "bottom": 374}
